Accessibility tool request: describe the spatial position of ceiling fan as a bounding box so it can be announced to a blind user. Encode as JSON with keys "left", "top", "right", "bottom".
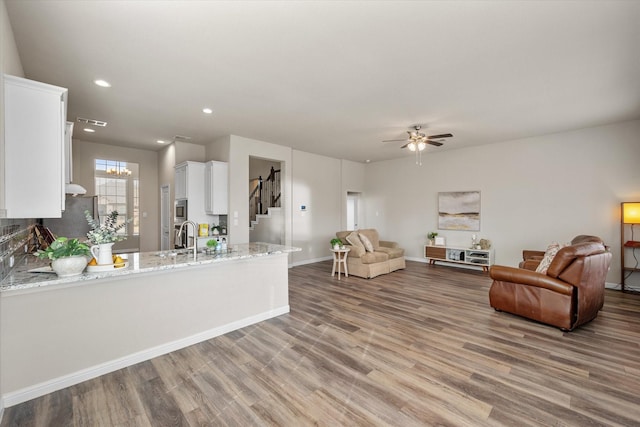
{"left": 383, "top": 125, "right": 453, "bottom": 151}
{"left": 383, "top": 125, "right": 453, "bottom": 165}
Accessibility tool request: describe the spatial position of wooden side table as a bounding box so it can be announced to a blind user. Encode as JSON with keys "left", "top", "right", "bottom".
{"left": 331, "top": 247, "right": 350, "bottom": 280}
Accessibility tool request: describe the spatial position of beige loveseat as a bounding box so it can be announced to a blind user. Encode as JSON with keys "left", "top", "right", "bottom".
{"left": 335, "top": 229, "right": 405, "bottom": 279}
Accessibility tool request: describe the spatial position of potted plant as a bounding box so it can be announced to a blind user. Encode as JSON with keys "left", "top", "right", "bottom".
{"left": 85, "top": 210, "right": 131, "bottom": 265}
{"left": 211, "top": 224, "right": 221, "bottom": 236}
{"left": 330, "top": 238, "right": 342, "bottom": 250}
{"left": 206, "top": 239, "right": 218, "bottom": 254}
{"left": 35, "top": 237, "right": 91, "bottom": 277}
{"left": 427, "top": 232, "right": 438, "bottom": 245}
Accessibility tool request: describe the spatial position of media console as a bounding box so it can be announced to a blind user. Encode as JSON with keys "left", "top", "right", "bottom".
{"left": 424, "top": 245, "right": 494, "bottom": 272}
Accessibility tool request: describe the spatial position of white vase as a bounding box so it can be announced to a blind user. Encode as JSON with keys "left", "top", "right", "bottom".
{"left": 90, "top": 242, "right": 115, "bottom": 265}
{"left": 51, "top": 255, "right": 88, "bottom": 277}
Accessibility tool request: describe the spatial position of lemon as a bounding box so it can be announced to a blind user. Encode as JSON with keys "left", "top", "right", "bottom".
{"left": 88, "top": 258, "right": 98, "bottom": 266}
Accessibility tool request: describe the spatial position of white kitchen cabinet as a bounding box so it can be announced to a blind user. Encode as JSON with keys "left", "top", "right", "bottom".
{"left": 174, "top": 163, "right": 188, "bottom": 200}
{"left": 174, "top": 161, "right": 208, "bottom": 235}
{"left": 64, "top": 121, "right": 73, "bottom": 184}
{"left": 204, "top": 160, "right": 228, "bottom": 215}
{"left": 2, "top": 75, "right": 67, "bottom": 218}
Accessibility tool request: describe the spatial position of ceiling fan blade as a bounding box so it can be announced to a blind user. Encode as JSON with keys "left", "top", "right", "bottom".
{"left": 400, "top": 142, "right": 410, "bottom": 149}
{"left": 427, "top": 140, "right": 443, "bottom": 146}
{"left": 382, "top": 139, "right": 409, "bottom": 143}
{"left": 427, "top": 133, "right": 453, "bottom": 139}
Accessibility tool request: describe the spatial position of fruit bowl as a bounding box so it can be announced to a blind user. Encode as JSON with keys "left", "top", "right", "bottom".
{"left": 86, "top": 254, "right": 129, "bottom": 272}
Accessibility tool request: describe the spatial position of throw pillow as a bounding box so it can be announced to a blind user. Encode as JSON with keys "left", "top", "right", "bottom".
{"left": 346, "top": 231, "right": 364, "bottom": 249}
{"left": 359, "top": 233, "right": 375, "bottom": 253}
{"left": 535, "top": 242, "right": 561, "bottom": 274}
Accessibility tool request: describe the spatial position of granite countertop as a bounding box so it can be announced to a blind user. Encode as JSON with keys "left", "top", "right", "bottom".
{"left": 1, "top": 242, "right": 301, "bottom": 294}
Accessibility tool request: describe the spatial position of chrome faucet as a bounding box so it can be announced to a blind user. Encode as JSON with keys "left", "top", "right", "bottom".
{"left": 178, "top": 220, "right": 198, "bottom": 260}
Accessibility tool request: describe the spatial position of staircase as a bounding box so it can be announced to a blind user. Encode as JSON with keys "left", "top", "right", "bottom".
{"left": 249, "top": 167, "right": 281, "bottom": 225}
{"left": 249, "top": 207, "right": 283, "bottom": 244}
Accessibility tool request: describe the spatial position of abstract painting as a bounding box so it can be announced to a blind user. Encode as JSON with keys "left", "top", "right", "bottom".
{"left": 438, "top": 191, "right": 481, "bottom": 231}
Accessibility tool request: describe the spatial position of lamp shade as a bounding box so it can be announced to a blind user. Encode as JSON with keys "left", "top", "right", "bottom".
{"left": 622, "top": 202, "right": 640, "bottom": 224}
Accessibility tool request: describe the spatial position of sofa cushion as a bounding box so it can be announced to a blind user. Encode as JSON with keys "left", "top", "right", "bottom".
{"left": 345, "top": 231, "right": 364, "bottom": 250}
{"left": 376, "top": 246, "right": 404, "bottom": 259}
{"left": 535, "top": 242, "right": 561, "bottom": 275}
{"left": 358, "top": 229, "right": 380, "bottom": 249}
{"left": 336, "top": 231, "right": 351, "bottom": 242}
{"left": 360, "top": 251, "right": 389, "bottom": 264}
{"left": 359, "top": 233, "right": 375, "bottom": 252}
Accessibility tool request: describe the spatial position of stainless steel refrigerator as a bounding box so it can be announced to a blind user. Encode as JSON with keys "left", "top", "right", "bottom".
{"left": 42, "top": 195, "right": 98, "bottom": 240}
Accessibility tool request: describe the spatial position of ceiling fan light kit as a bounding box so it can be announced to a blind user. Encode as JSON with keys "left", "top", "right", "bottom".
{"left": 383, "top": 125, "right": 453, "bottom": 166}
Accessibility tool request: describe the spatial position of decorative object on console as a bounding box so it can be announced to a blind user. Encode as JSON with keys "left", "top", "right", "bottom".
{"left": 427, "top": 232, "right": 438, "bottom": 245}
{"left": 479, "top": 238, "right": 491, "bottom": 250}
{"left": 438, "top": 191, "right": 480, "bottom": 231}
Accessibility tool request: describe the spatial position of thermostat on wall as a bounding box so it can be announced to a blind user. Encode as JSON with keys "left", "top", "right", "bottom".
{"left": 300, "top": 205, "right": 307, "bottom": 211}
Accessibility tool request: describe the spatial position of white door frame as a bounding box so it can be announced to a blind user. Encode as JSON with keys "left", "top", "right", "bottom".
{"left": 160, "top": 184, "right": 171, "bottom": 250}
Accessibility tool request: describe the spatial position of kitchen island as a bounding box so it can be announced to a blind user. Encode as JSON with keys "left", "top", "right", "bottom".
{"left": 0, "top": 243, "right": 300, "bottom": 406}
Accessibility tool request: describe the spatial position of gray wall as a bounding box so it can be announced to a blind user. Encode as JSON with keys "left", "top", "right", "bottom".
{"left": 364, "top": 119, "right": 640, "bottom": 285}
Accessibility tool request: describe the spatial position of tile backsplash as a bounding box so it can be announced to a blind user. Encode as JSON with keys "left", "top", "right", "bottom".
{"left": 0, "top": 218, "right": 37, "bottom": 282}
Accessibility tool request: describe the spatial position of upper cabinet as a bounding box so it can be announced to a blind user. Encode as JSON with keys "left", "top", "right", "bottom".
{"left": 64, "top": 121, "right": 74, "bottom": 184}
{"left": 204, "top": 160, "right": 228, "bottom": 215}
{"left": 174, "top": 162, "right": 188, "bottom": 200}
{"left": 2, "top": 75, "right": 67, "bottom": 218}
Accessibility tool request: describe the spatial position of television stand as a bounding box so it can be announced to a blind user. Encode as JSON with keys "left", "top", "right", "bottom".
{"left": 424, "top": 244, "right": 494, "bottom": 272}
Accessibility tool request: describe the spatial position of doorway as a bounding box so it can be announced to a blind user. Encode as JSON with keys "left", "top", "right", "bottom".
{"left": 347, "top": 191, "right": 362, "bottom": 230}
{"left": 249, "top": 157, "right": 284, "bottom": 244}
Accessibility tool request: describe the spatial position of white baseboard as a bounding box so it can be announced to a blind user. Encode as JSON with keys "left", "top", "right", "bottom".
{"left": 605, "top": 282, "right": 621, "bottom": 290}
{"left": 2, "top": 305, "right": 290, "bottom": 408}
{"left": 405, "top": 257, "right": 428, "bottom": 263}
{"left": 291, "top": 256, "right": 332, "bottom": 267}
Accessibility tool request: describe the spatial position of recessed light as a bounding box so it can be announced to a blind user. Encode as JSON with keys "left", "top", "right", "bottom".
{"left": 157, "top": 140, "right": 166, "bottom": 144}
{"left": 94, "top": 79, "right": 111, "bottom": 88}
{"left": 202, "top": 107, "right": 213, "bottom": 114}
{"left": 366, "top": 159, "right": 371, "bottom": 163}
{"left": 83, "top": 128, "right": 96, "bottom": 133}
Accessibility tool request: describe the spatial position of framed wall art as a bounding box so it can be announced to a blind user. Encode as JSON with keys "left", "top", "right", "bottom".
{"left": 438, "top": 191, "right": 481, "bottom": 231}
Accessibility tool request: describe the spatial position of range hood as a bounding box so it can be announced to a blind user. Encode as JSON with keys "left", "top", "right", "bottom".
{"left": 65, "top": 183, "right": 87, "bottom": 196}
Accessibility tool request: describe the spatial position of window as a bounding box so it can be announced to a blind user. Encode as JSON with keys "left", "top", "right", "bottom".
{"left": 94, "top": 159, "right": 140, "bottom": 236}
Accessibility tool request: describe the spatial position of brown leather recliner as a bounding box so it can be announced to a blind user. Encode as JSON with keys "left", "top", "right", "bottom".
{"left": 519, "top": 235, "right": 604, "bottom": 270}
{"left": 489, "top": 240, "right": 612, "bottom": 331}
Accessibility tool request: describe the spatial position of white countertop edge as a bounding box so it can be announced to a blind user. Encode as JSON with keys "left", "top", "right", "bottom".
{"left": 1, "top": 243, "right": 301, "bottom": 295}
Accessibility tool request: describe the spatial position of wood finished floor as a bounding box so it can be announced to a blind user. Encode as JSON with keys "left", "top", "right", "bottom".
{"left": 2, "top": 261, "right": 640, "bottom": 427}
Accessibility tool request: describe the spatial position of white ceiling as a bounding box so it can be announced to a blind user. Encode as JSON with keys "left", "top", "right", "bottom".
{"left": 6, "top": 0, "right": 640, "bottom": 163}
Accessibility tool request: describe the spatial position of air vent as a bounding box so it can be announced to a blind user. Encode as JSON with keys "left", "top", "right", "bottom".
{"left": 76, "top": 117, "right": 107, "bottom": 127}
{"left": 173, "top": 135, "right": 192, "bottom": 141}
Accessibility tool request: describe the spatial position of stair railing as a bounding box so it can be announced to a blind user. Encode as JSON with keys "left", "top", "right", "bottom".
{"left": 249, "top": 167, "right": 281, "bottom": 225}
